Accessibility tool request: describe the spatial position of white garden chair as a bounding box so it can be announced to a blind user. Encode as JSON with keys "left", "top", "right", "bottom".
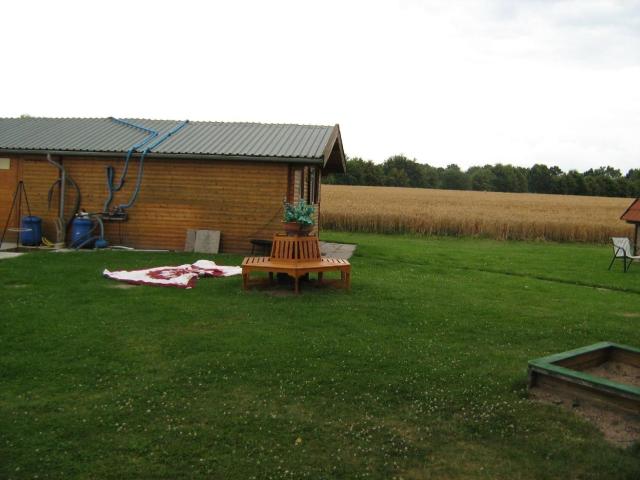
{"left": 608, "top": 237, "right": 640, "bottom": 272}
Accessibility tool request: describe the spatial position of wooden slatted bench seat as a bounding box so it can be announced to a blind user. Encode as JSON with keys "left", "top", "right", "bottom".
{"left": 241, "top": 235, "right": 351, "bottom": 294}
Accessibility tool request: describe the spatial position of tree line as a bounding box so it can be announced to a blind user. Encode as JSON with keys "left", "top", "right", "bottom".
{"left": 323, "top": 155, "right": 640, "bottom": 197}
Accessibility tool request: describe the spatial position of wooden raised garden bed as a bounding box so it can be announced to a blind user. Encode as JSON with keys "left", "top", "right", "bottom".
{"left": 528, "top": 342, "right": 640, "bottom": 414}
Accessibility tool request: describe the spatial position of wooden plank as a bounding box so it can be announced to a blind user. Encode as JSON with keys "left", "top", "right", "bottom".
{"left": 610, "top": 347, "right": 640, "bottom": 367}
{"left": 530, "top": 371, "right": 640, "bottom": 414}
{"left": 554, "top": 347, "right": 611, "bottom": 371}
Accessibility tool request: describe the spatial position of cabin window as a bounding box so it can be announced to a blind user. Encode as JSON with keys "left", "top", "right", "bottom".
{"left": 293, "top": 168, "right": 303, "bottom": 200}
{"left": 0, "top": 158, "right": 9, "bottom": 170}
{"left": 308, "top": 167, "right": 319, "bottom": 204}
{"left": 290, "top": 166, "right": 319, "bottom": 204}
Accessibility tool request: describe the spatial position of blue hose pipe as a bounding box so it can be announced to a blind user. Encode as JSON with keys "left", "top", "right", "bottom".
{"left": 103, "top": 118, "right": 159, "bottom": 213}
{"left": 116, "top": 120, "right": 189, "bottom": 211}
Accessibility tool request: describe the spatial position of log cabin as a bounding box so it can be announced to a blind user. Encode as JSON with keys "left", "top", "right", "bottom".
{"left": 0, "top": 117, "right": 346, "bottom": 252}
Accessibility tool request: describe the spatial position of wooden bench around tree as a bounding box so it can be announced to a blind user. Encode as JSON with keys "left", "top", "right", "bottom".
{"left": 241, "top": 234, "right": 351, "bottom": 294}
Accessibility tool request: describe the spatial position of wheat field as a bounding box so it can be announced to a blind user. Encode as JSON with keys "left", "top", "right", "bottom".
{"left": 320, "top": 185, "right": 635, "bottom": 243}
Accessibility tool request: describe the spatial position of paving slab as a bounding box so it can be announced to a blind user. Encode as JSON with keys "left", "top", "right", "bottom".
{"left": 0, "top": 252, "right": 24, "bottom": 260}
{"left": 319, "top": 241, "right": 357, "bottom": 259}
{"left": 193, "top": 230, "right": 221, "bottom": 254}
{"left": 0, "top": 242, "right": 17, "bottom": 251}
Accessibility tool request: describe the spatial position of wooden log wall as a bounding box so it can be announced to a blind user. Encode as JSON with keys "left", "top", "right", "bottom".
{"left": 4, "top": 154, "right": 315, "bottom": 253}
{"left": 3, "top": 157, "right": 59, "bottom": 242}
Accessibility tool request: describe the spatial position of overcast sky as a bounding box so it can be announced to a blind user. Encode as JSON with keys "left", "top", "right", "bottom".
{"left": 2, "top": 0, "right": 639, "bottom": 172}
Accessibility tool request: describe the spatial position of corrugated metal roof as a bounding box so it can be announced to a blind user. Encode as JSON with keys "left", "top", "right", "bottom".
{"left": 0, "top": 117, "right": 336, "bottom": 160}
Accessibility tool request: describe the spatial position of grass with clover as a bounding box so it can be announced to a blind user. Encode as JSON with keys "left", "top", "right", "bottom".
{"left": 1, "top": 232, "right": 640, "bottom": 479}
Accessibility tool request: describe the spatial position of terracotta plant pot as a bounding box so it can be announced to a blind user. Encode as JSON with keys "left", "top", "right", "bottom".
{"left": 282, "top": 221, "right": 312, "bottom": 236}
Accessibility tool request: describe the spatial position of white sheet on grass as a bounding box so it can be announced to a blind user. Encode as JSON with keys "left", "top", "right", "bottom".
{"left": 103, "top": 259, "right": 242, "bottom": 289}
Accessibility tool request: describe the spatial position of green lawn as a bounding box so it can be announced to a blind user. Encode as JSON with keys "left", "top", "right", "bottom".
{"left": 1, "top": 233, "right": 639, "bottom": 479}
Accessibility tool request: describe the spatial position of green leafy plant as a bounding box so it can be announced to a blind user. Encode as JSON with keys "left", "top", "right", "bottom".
{"left": 283, "top": 198, "right": 315, "bottom": 226}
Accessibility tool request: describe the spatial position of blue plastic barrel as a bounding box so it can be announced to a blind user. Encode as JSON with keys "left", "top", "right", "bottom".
{"left": 20, "top": 216, "right": 42, "bottom": 246}
{"left": 70, "top": 217, "right": 94, "bottom": 248}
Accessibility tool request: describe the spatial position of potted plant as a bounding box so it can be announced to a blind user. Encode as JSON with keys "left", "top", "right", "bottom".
{"left": 282, "top": 198, "right": 315, "bottom": 236}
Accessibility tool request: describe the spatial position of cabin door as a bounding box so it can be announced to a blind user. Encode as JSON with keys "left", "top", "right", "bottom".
{"left": 0, "top": 157, "right": 19, "bottom": 232}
